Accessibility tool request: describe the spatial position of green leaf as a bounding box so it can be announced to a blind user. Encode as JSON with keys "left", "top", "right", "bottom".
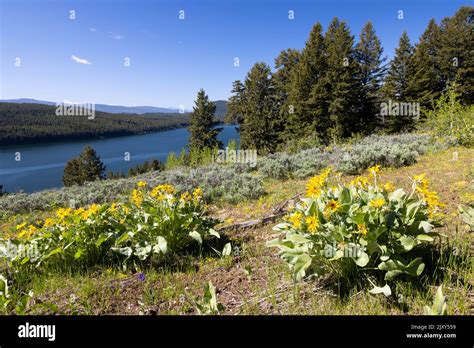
{"left": 43, "top": 247, "right": 63, "bottom": 260}
{"left": 273, "top": 223, "right": 291, "bottom": 231}
{"left": 222, "top": 243, "right": 232, "bottom": 257}
{"left": 369, "top": 284, "right": 392, "bottom": 297}
{"left": 293, "top": 254, "right": 312, "bottom": 281}
{"left": 209, "top": 228, "right": 220, "bottom": 239}
{"left": 355, "top": 251, "right": 369, "bottom": 267}
{"left": 116, "top": 231, "right": 130, "bottom": 245}
{"left": 379, "top": 257, "right": 425, "bottom": 280}
{"left": 95, "top": 234, "right": 109, "bottom": 247}
{"left": 389, "top": 188, "right": 405, "bottom": 202}
{"left": 416, "top": 234, "right": 434, "bottom": 242}
{"left": 74, "top": 249, "right": 84, "bottom": 259}
{"left": 189, "top": 231, "right": 202, "bottom": 244}
{"left": 153, "top": 236, "right": 167, "bottom": 254}
{"left": 339, "top": 187, "right": 351, "bottom": 205}
{"left": 419, "top": 221, "right": 433, "bottom": 233}
{"left": 399, "top": 235, "right": 417, "bottom": 251}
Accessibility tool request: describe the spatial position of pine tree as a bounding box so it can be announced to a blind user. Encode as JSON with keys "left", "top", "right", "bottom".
{"left": 407, "top": 19, "right": 443, "bottom": 117}
{"left": 437, "top": 6, "right": 474, "bottom": 104}
{"left": 239, "top": 62, "right": 278, "bottom": 154}
{"left": 273, "top": 49, "right": 301, "bottom": 140}
{"left": 79, "top": 145, "right": 106, "bottom": 181}
{"left": 188, "top": 89, "right": 222, "bottom": 152}
{"left": 62, "top": 145, "right": 106, "bottom": 186}
{"left": 381, "top": 31, "right": 416, "bottom": 132}
{"left": 355, "top": 21, "right": 386, "bottom": 132}
{"left": 63, "top": 158, "right": 83, "bottom": 186}
{"left": 285, "top": 23, "right": 326, "bottom": 140}
{"left": 225, "top": 80, "right": 245, "bottom": 124}
{"left": 274, "top": 49, "right": 301, "bottom": 109}
{"left": 320, "top": 18, "right": 362, "bottom": 140}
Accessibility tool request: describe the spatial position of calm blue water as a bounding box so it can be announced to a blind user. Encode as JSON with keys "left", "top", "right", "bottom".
{"left": 0, "top": 125, "right": 238, "bottom": 193}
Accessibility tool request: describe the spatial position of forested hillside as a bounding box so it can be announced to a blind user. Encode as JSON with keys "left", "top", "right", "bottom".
{"left": 0, "top": 103, "right": 190, "bottom": 145}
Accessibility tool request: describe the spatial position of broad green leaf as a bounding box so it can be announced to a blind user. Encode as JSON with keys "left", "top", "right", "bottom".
{"left": 209, "top": 228, "right": 220, "bottom": 239}
{"left": 355, "top": 251, "right": 369, "bottom": 267}
{"left": 419, "top": 221, "right": 433, "bottom": 233}
{"left": 153, "top": 236, "right": 167, "bottom": 254}
{"left": 222, "top": 243, "right": 232, "bottom": 257}
{"left": 44, "top": 247, "right": 63, "bottom": 260}
{"left": 369, "top": 284, "right": 392, "bottom": 297}
{"left": 189, "top": 231, "right": 202, "bottom": 244}
{"left": 416, "top": 234, "right": 434, "bottom": 242}
{"left": 399, "top": 235, "right": 417, "bottom": 251}
{"left": 293, "top": 254, "right": 312, "bottom": 281}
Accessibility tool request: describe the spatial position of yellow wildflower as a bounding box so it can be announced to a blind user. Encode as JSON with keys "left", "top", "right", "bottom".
{"left": 74, "top": 207, "right": 86, "bottom": 217}
{"left": 369, "top": 197, "right": 385, "bottom": 208}
{"left": 288, "top": 212, "right": 303, "bottom": 229}
{"left": 109, "top": 203, "right": 118, "bottom": 213}
{"left": 180, "top": 191, "right": 191, "bottom": 202}
{"left": 383, "top": 181, "right": 395, "bottom": 192}
{"left": 56, "top": 207, "right": 72, "bottom": 220}
{"left": 137, "top": 181, "right": 147, "bottom": 188}
{"left": 306, "top": 168, "right": 332, "bottom": 198}
{"left": 305, "top": 215, "right": 319, "bottom": 234}
{"left": 367, "top": 165, "right": 381, "bottom": 177}
{"left": 16, "top": 222, "right": 27, "bottom": 230}
{"left": 325, "top": 199, "right": 341, "bottom": 216}
{"left": 413, "top": 173, "right": 429, "bottom": 189}
{"left": 131, "top": 189, "right": 143, "bottom": 206}
{"left": 193, "top": 187, "right": 203, "bottom": 200}
{"left": 350, "top": 176, "right": 369, "bottom": 188}
{"left": 43, "top": 218, "right": 55, "bottom": 228}
{"left": 89, "top": 204, "right": 100, "bottom": 215}
{"left": 151, "top": 184, "right": 175, "bottom": 197}
{"left": 357, "top": 223, "right": 368, "bottom": 236}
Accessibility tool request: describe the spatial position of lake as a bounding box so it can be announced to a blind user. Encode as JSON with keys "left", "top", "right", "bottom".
{"left": 0, "top": 125, "right": 239, "bottom": 193}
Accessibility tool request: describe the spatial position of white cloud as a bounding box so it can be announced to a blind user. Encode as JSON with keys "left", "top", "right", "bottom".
{"left": 89, "top": 28, "right": 97, "bottom": 32}
{"left": 108, "top": 32, "right": 124, "bottom": 40}
{"left": 71, "top": 55, "right": 92, "bottom": 65}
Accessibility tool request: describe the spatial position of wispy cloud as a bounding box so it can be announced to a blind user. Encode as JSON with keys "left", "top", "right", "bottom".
{"left": 89, "top": 28, "right": 97, "bottom": 32}
{"left": 71, "top": 55, "right": 92, "bottom": 65}
{"left": 108, "top": 32, "right": 124, "bottom": 40}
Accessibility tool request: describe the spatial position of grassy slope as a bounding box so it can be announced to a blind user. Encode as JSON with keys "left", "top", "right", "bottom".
{"left": 15, "top": 146, "right": 472, "bottom": 315}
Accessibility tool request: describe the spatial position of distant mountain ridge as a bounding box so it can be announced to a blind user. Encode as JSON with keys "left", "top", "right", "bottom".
{"left": 0, "top": 98, "right": 178, "bottom": 114}
{"left": 0, "top": 98, "right": 228, "bottom": 116}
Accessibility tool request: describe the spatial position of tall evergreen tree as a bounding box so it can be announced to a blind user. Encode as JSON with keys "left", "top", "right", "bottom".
{"left": 285, "top": 23, "right": 326, "bottom": 140}
{"left": 224, "top": 80, "right": 245, "bottom": 124}
{"left": 381, "top": 31, "right": 416, "bottom": 132}
{"left": 407, "top": 19, "right": 443, "bottom": 117}
{"left": 188, "top": 89, "right": 222, "bottom": 152}
{"left": 437, "top": 6, "right": 474, "bottom": 104}
{"left": 355, "top": 21, "right": 386, "bottom": 132}
{"left": 320, "top": 18, "right": 362, "bottom": 139}
{"left": 274, "top": 49, "right": 301, "bottom": 108}
{"left": 273, "top": 49, "right": 301, "bottom": 139}
{"left": 239, "top": 62, "right": 278, "bottom": 154}
{"left": 63, "top": 145, "right": 106, "bottom": 186}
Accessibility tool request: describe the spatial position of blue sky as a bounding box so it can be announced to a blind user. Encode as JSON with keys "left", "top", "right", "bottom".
{"left": 0, "top": 0, "right": 469, "bottom": 108}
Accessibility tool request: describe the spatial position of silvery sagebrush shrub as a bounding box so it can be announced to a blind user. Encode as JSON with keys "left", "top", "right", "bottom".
{"left": 335, "top": 134, "right": 433, "bottom": 174}
{"left": 267, "top": 166, "right": 443, "bottom": 296}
